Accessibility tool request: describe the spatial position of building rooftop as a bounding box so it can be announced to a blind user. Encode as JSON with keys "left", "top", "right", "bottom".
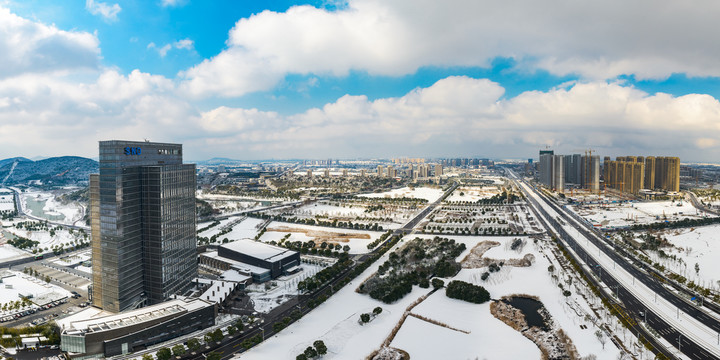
{"left": 201, "top": 251, "right": 271, "bottom": 275}
{"left": 220, "top": 239, "right": 297, "bottom": 262}
{"left": 59, "top": 297, "right": 212, "bottom": 335}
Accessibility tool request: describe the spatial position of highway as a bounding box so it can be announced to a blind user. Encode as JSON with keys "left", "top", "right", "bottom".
{"left": 510, "top": 170, "right": 719, "bottom": 359}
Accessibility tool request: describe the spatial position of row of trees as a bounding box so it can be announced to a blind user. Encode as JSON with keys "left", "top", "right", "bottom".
{"left": 298, "top": 254, "right": 352, "bottom": 292}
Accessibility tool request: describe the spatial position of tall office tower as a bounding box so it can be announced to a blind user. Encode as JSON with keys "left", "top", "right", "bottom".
{"left": 551, "top": 155, "right": 565, "bottom": 192}
{"left": 644, "top": 157, "right": 656, "bottom": 189}
{"left": 91, "top": 141, "right": 197, "bottom": 313}
{"left": 434, "top": 164, "right": 443, "bottom": 177}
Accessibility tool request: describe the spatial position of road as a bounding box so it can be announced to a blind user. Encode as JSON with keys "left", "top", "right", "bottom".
{"left": 510, "top": 171, "right": 719, "bottom": 359}
{"left": 185, "top": 182, "right": 460, "bottom": 360}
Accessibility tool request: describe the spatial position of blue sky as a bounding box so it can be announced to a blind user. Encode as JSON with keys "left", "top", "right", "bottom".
{"left": 1, "top": 0, "right": 720, "bottom": 161}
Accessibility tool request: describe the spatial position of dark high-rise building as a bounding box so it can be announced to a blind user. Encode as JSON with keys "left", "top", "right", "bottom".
{"left": 91, "top": 140, "right": 197, "bottom": 313}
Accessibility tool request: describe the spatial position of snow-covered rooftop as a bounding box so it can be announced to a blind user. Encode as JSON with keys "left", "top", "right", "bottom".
{"left": 220, "top": 239, "right": 297, "bottom": 262}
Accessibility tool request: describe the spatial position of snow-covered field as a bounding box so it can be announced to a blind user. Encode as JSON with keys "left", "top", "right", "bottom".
{"left": 0, "top": 244, "right": 28, "bottom": 260}
{"left": 20, "top": 190, "right": 85, "bottom": 226}
{"left": 359, "top": 186, "right": 444, "bottom": 202}
{"left": 199, "top": 217, "right": 266, "bottom": 239}
{"left": 237, "top": 234, "right": 619, "bottom": 359}
{"left": 260, "top": 221, "right": 385, "bottom": 254}
{"left": 392, "top": 296, "right": 540, "bottom": 359}
{"left": 570, "top": 200, "right": 713, "bottom": 228}
{"left": 647, "top": 225, "right": 720, "bottom": 289}
{"left": 0, "top": 190, "right": 14, "bottom": 211}
{"left": 6, "top": 226, "right": 86, "bottom": 250}
{"left": 444, "top": 186, "right": 500, "bottom": 202}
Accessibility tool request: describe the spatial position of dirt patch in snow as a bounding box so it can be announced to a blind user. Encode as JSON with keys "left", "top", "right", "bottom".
{"left": 267, "top": 225, "right": 371, "bottom": 244}
{"left": 490, "top": 294, "right": 580, "bottom": 360}
{"left": 461, "top": 241, "right": 535, "bottom": 268}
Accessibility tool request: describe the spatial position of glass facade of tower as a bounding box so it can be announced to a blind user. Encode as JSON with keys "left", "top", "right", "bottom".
{"left": 91, "top": 140, "right": 197, "bottom": 312}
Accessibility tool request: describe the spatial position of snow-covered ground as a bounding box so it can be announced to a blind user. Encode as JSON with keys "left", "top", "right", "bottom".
{"left": 647, "top": 225, "right": 720, "bottom": 289}
{"left": 260, "top": 222, "right": 385, "bottom": 254}
{"left": 0, "top": 244, "right": 29, "bottom": 260}
{"left": 238, "top": 233, "right": 620, "bottom": 359}
{"left": 6, "top": 226, "right": 86, "bottom": 250}
{"left": 358, "top": 186, "right": 444, "bottom": 202}
{"left": 19, "top": 190, "right": 85, "bottom": 226}
{"left": 246, "top": 263, "right": 325, "bottom": 313}
{"left": 0, "top": 191, "right": 14, "bottom": 211}
{"left": 444, "top": 186, "right": 501, "bottom": 202}
{"left": 199, "top": 217, "right": 266, "bottom": 239}
{"left": 570, "top": 200, "right": 713, "bottom": 228}
{"left": 393, "top": 295, "right": 540, "bottom": 359}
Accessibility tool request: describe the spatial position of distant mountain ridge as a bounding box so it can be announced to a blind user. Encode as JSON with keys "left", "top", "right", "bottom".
{"left": 0, "top": 156, "right": 98, "bottom": 186}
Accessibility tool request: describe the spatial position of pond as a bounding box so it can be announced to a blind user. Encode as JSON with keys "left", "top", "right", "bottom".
{"left": 503, "top": 296, "right": 549, "bottom": 331}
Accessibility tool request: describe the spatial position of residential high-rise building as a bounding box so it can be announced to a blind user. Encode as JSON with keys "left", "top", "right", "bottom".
{"left": 551, "top": 155, "right": 564, "bottom": 192}
{"left": 656, "top": 157, "right": 680, "bottom": 192}
{"left": 434, "top": 164, "right": 443, "bottom": 177}
{"left": 582, "top": 155, "right": 600, "bottom": 193}
{"left": 538, "top": 151, "right": 554, "bottom": 187}
{"left": 91, "top": 140, "right": 197, "bottom": 313}
{"left": 644, "top": 156, "right": 655, "bottom": 190}
{"left": 377, "top": 165, "right": 385, "bottom": 177}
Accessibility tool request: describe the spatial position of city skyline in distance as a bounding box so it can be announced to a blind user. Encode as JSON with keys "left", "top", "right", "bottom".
{"left": 1, "top": 1, "right": 720, "bottom": 162}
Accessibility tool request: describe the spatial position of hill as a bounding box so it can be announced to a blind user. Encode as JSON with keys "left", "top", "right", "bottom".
{"left": 0, "top": 156, "right": 98, "bottom": 186}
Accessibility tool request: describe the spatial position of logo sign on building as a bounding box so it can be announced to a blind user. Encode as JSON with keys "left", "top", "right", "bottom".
{"left": 124, "top": 147, "right": 141, "bottom": 155}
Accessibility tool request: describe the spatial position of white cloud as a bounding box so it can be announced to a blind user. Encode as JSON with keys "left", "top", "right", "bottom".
{"left": 180, "top": 0, "right": 720, "bottom": 98}
{"left": 161, "top": 0, "right": 187, "bottom": 7}
{"left": 85, "top": 0, "right": 121, "bottom": 21}
{"left": 148, "top": 39, "right": 194, "bottom": 57}
{"left": 187, "top": 77, "right": 720, "bottom": 161}
{"left": 0, "top": 7, "right": 99, "bottom": 78}
{"left": 0, "top": 71, "right": 718, "bottom": 161}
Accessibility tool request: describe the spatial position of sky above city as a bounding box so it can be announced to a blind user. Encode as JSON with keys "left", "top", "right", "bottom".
{"left": 2, "top": 0, "right": 720, "bottom": 162}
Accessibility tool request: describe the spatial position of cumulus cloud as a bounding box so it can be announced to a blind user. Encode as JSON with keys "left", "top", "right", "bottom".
{"left": 148, "top": 39, "right": 194, "bottom": 57}
{"left": 186, "top": 77, "right": 720, "bottom": 161}
{"left": 180, "top": 0, "right": 720, "bottom": 98}
{"left": 0, "top": 7, "right": 99, "bottom": 78}
{"left": 85, "top": 0, "right": 121, "bottom": 21}
{"left": 0, "top": 71, "right": 718, "bottom": 161}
